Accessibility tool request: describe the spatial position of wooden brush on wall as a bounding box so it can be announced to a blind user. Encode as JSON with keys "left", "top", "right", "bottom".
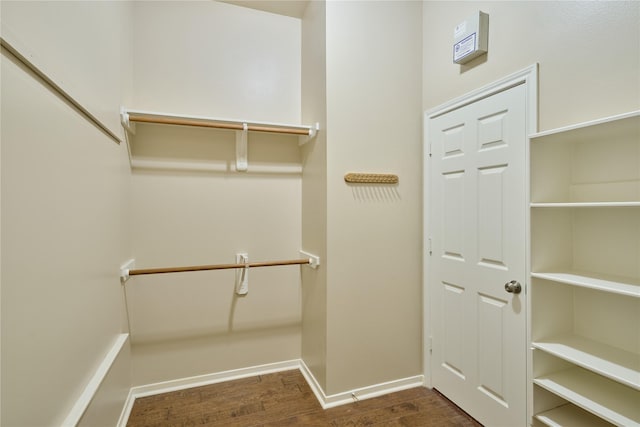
{"left": 344, "top": 173, "right": 399, "bottom": 184}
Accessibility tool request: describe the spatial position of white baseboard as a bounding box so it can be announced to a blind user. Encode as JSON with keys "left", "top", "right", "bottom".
{"left": 62, "top": 333, "right": 129, "bottom": 426}
{"left": 299, "top": 359, "right": 425, "bottom": 409}
{"left": 118, "top": 359, "right": 426, "bottom": 425}
{"left": 117, "top": 388, "right": 136, "bottom": 427}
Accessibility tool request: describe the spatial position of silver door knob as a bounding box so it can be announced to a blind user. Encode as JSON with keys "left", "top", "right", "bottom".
{"left": 504, "top": 280, "right": 522, "bottom": 294}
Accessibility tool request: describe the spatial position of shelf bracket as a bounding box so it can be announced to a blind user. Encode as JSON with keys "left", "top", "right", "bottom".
{"left": 235, "top": 123, "right": 248, "bottom": 172}
{"left": 300, "top": 250, "right": 320, "bottom": 269}
{"left": 120, "top": 107, "right": 136, "bottom": 135}
{"left": 299, "top": 122, "right": 320, "bottom": 146}
{"left": 119, "top": 258, "right": 136, "bottom": 283}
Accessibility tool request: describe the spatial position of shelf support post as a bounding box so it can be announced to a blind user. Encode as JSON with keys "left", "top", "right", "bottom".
{"left": 236, "top": 123, "right": 248, "bottom": 171}
{"left": 235, "top": 253, "right": 249, "bottom": 295}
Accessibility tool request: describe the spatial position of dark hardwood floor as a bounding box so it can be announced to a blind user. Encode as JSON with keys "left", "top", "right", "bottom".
{"left": 127, "top": 370, "right": 482, "bottom": 426}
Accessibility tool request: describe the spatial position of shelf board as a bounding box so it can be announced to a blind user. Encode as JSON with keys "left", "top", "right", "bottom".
{"left": 534, "top": 367, "right": 640, "bottom": 427}
{"left": 533, "top": 334, "right": 640, "bottom": 390}
{"left": 122, "top": 108, "right": 316, "bottom": 136}
{"left": 529, "top": 111, "right": 640, "bottom": 140}
{"left": 531, "top": 272, "right": 640, "bottom": 298}
{"left": 129, "top": 159, "right": 303, "bottom": 175}
{"left": 535, "top": 404, "right": 614, "bottom": 427}
{"left": 531, "top": 202, "right": 640, "bottom": 208}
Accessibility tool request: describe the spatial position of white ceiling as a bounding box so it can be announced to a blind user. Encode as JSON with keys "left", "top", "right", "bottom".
{"left": 220, "top": 0, "right": 310, "bottom": 19}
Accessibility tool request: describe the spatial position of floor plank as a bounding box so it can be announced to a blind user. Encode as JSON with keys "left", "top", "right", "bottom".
{"left": 126, "top": 370, "right": 482, "bottom": 426}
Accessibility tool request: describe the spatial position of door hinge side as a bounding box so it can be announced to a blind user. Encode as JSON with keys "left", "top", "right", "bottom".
{"left": 428, "top": 237, "right": 433, "bottom": 256}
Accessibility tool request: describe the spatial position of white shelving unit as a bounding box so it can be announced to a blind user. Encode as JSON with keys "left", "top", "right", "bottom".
{"left": 530, "top": 271, "right": 640, "bottom": 298}
{"left": 535, "top": 403, "right": 619, "bottom": 427}
{"left": 533, "top": 335, "right": 639, "bottom": 389}
{"left": 529, "top": 111, "right": 640, "bottom": 427}
{"left": 534, "top": 367, "right": 640, "bottom": 426}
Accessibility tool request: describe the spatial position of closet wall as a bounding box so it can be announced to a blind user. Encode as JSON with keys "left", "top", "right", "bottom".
{"left": 422, "top": 1, "right": 640, "bottom": 129}
{"left": 300, "top": 0, "right": 329, "bottom": 392}
{"left": 324, "top": 0, "right": 423, "bottom": 395}
{"left": 127, "top": 0, "right": 424, "bottom": 398}
{"left": 301, "top": 0, "right": 424, "bottom": 396}
{"left": 126, "top": 1, "right": 305, "bottom": 386}
{"left": 0, "top": 2, "right": 133, "bottom": 425}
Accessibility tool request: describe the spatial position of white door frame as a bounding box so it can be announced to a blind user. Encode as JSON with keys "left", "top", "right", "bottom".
{"left": 423, "top": 63, "right": 538, "bottom": 416}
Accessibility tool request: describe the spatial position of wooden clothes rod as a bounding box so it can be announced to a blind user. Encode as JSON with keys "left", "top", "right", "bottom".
{"left": 127, "top": 113, "right": 312, "bottom": 136}
{"left": 128, "top": 258, "right": 310, "bottom": 276}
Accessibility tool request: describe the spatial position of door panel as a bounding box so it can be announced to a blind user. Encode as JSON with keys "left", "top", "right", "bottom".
{"left": 429, "top": 84, "right": 527, "bottom": 427}
{"left": 478, "top": 165, "right": 507, "bottom": 267}
{"left": 443, "top": 281, "right": 467, "bottom": 379}
{"left": 477, "top": 292, "right": 508, "bottom": 406}
{"left": 443, "top": 123, "right": 465, "bottom": 157}
{"left": 443, "top": 171, "right": 465, "bottom": 259}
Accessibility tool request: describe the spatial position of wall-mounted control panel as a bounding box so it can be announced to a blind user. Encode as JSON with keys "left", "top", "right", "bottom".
{"left": 453, "top": 11, "right": 489, "bottom": 64}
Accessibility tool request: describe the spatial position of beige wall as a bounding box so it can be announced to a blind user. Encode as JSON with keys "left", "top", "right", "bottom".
{"left": 0, "top": 0, "right": 132, "bottom": 137}
{"left": 131, "top": 1, "right": 300, "bottom": 123}
{"left": 301, "top": 0, "right": 424, "bottom": 398}
{"left": 301, "top": 0, "right": 329, "bottom": 391}
{"left": 0, "top": 2, "right": 133, "bottom": 424}
{"left": 127, "top": 1, "right": 304, "bottom": 386}
{"left": 423, "top": 1, "right": 640, "bottom": 130}
{"left": 300, "top": 0, "right": 424, "bottom": 397}
{"left": 323, "top": 0, "right": 424, "bottom": 395}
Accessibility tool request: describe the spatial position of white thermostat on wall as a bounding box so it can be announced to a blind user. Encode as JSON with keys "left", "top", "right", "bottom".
{"left": 453, "top": 11, "right": 489, "bottom": 64}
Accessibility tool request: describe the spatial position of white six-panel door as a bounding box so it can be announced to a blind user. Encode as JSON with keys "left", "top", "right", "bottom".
{"left": 428, "top": 83, "right": 528, "bottom": 427}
